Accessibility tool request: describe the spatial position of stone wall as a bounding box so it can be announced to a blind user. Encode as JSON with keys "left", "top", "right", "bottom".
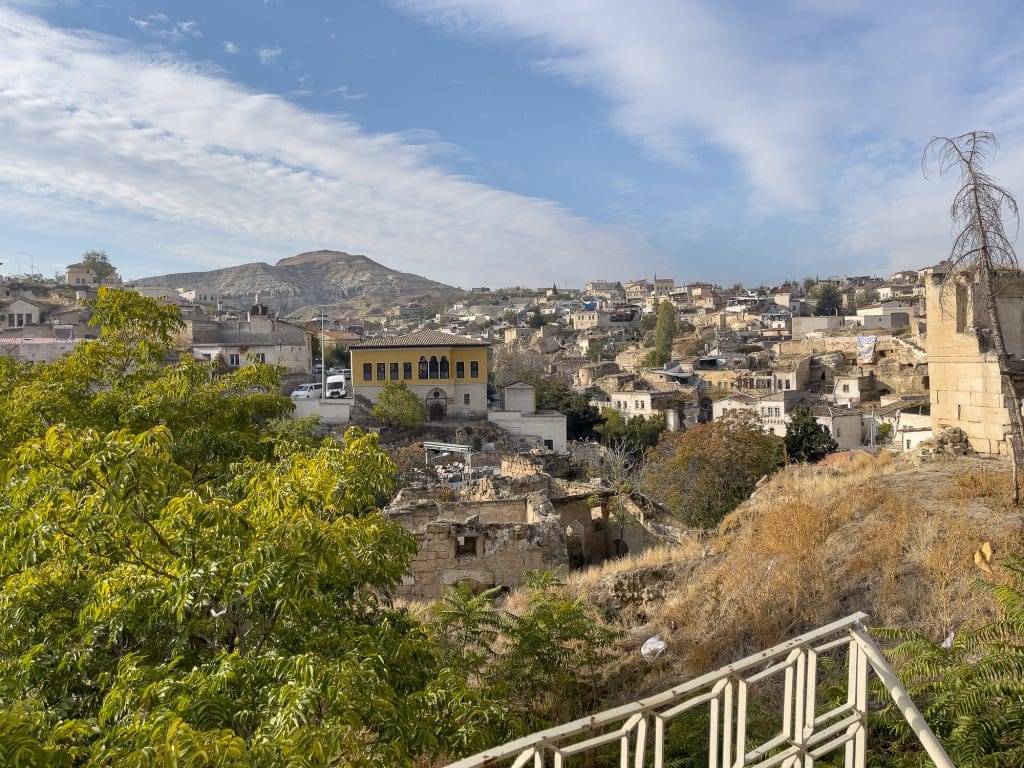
{"left": 501, "top": 454, "right": 545, "bottom": 478}
{"left": 924, "top": 268, "right": 1024, "bottom": 455}
{"left": 394, "top": 515, "right": 568, "bottom": 599}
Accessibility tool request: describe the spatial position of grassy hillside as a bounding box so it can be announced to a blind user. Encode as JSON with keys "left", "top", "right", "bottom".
{"left": 511, "top": 452, "right": 1024, "bottom": 704}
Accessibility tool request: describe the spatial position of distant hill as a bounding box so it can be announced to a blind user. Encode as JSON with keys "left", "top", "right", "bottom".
{"left": 133, "top": 250, "right": 465, "bottom": 317}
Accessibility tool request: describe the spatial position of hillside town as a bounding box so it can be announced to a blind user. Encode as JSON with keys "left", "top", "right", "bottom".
{"left": 2, "top": 251, "right": 1017, "bottom": 603}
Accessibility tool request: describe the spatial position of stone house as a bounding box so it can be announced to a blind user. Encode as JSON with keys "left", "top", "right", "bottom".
{"left": 64, "top": 262, "right": 122, "bottom": 288}
{"left": 923, "top": 265, "right": 1024, "bottom": 455}
{"left": 1, "top": 298, "right": 44, "bottom": 329}
{"left": 184, "top": 303, "right": 310, "bottom": 373}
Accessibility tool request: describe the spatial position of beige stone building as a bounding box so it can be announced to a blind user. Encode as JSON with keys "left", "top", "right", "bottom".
{"left": 924, "top": 265, "right": 1024, "bottom": 455}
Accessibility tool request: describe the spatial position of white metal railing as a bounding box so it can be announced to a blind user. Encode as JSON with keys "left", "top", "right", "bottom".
{"left": 445, "top": 613, "right": 954, "bottom": 768}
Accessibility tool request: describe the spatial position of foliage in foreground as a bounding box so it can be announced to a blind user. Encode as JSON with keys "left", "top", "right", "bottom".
{"left": 872, "top": 557, "right": 1024, "bottom": 768}
{"left": 0, "top": 289, "right": 618, "bottom": 766}
{"left": 430, "top": 573, "right": 620, "bottom": 734}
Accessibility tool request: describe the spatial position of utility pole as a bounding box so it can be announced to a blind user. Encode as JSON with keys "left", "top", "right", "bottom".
{"left": 320, "top": 306, "right": 327, "bottom": 399}
{"left": 18, "top": 251, "right": 34, "bottom": 277}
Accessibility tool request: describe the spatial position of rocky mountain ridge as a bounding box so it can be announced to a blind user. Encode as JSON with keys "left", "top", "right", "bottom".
{"left": 133, "top": 250, "right": 464, "bottom": 316}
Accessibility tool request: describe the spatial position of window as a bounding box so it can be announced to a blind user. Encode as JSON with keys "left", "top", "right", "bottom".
{"left": 418, "top": 356, "right": 428, "bottom": 379}
{"left": 455, "top": 535, "right": 479, "bottom": 557}
{"left": 403, "top": 362, "right": 412, "bottom": 380}
{"left": 456, "top": 361, "right": 465, "bottom": 378}
{"left": 470, "top": 360, "right": 479, "bottom": 378}
{"left": 906, "top": 439, "right": 912, "bottom": 450}
{"left": 363, "top": 362, "right": 372, "bottom": 381}
{"left": 390, "top": 362, "right": 399, "bottom": 380}
{"left": 376, "top": 362, "right": 386, "bottom": 381}
{"left": 440, "top": 356, "right": 449, "bottom": 378}
{"left": 228, "top": 353, "right": 239, "bottom": 367}
{"left": 464, "top": 393, "right": 470, "bottom": 405}
{"left": 429, "top": 355, "right": 439, "bottom": 379}
{"left": 784, "top": 380, "right": 790, "bottom": 390}
{"left": 774, "top": 407, "right": 781, "bottom": 417}
{"left": 254, "top": 353, "right": 266, "bottom": 363}
{"left": 6, "top": 314, "right": 12, "bottom": 326}
{"left": 25, "top": 314, "right": 31, "bottom": 324}
{"left": 842, "top": 384, "right": 850, "bottom": 393}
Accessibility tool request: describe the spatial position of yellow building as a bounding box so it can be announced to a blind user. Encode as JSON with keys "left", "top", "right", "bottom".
{"left": 349, "top": 330, "right": 490, "bottom": 420}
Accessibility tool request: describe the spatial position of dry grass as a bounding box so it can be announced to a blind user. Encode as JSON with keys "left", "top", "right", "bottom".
{"left": 574, "top": 452, "right": 1024, "bottom": 699}
{"left": 564, "top": 540, "right": 704, "bottom": 594}
{"left": 946, "top": 467, "right": 1013, "bottom": 502}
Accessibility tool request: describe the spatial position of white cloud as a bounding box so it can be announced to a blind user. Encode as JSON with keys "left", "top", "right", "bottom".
{"left": 257, "top": 46, "right": 282, "bottom": 64}
{"left": 222, "top": 40, "right": 240, "bottom": 55}
{"left": 0, "top": 8, "right": 662, "bottom": 286}
{"left": 129, "top": 13, "right": 200, "bottom": 42}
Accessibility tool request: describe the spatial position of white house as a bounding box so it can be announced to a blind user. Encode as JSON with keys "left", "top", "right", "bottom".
{"left": 488, "top": 382, "right": 568, "bottom": 452}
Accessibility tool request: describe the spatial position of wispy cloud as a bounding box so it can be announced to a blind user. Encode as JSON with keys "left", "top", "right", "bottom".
{"left": 129, "top": 13, "right": 201, "bottom": 42}
{"left": 329, "top": 84, "right": 367, "bottom": 100}
{"left": 223, "top": 40, "right": 240, "bottom": 55}
{"left": 257, "top": 45, "right": 282, "bottom": 64}
{"left": 394, "top": 0, "right": 1024, "bottom": 273}
{"left": 0, "top": 8, "right": 660, "bottom": 285}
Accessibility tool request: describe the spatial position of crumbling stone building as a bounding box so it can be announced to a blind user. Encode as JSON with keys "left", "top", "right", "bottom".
{"left": 924, "top": 265, "right": 1024, "bottom": 454}
{"left": 386, "top": 456, "right": 677, "bottom": 599}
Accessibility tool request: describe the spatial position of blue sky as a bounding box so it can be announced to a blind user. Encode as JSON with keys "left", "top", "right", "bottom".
{"left": 3, "top": 0, "right": 1024, "bottom": 288}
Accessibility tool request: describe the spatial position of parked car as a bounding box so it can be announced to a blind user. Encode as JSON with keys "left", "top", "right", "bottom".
{"left": 290, "top": 383, "right": 323, "bottom": 399}
{"left": 325, "top": 374, "right": 348, "bottom": 399}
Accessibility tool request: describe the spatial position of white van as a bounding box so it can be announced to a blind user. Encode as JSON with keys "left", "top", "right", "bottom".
{"left": 290, "top": 382, "right": 323, "bottom": 399}
{"left": 325, "top": 374, "right": 347, "bottom": 399}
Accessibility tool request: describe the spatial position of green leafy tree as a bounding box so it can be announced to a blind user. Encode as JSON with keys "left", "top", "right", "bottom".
{"left": 642, "top": 409, "right": 783, "bottom": 528}
{"left": 373, "top": 380, "right": 427, "bottom": 428}
{"left": 0, "top": 291, "right": 507, "bottom": 766}
{"left": 534, "top": 379, "right": 603, "bottom": 441}
{"left": 814, "top": 284, "right": 843, "bottom": 315}
{"left": 596, "top": 408, "right": 664, "bottom": 463}
{"left": 81, "top": 249, "right": 116, "bottom": 282}
{"left": 430, "top": 572, "right": 619, "bottom": 732}
{"left": 784, "top": 405, "right": 838, "bottom": 463}
{"left": 528, "top": 311, "right": 555, "bottom": 329}
{"left": 585, "top": 337, "right": 606, "bottom": 362}
{"left": 647, "top": 300, "right": 677, "bottom": 368}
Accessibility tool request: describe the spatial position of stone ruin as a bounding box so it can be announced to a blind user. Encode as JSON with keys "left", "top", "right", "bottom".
{"left": 915, "top": 426, "right": 974, "bottom": 461}
{"left": 384, "top": 456, "right": 678, "bottom": 599}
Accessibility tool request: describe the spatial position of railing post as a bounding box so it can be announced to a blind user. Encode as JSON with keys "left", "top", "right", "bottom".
{"left": 850, "top": 626, "right": 955, "bottom": 768}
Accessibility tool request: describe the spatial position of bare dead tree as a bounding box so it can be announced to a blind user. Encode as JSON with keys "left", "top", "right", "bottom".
{"left": 924, "top": 131, "right": 1024, "bottom": 502}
